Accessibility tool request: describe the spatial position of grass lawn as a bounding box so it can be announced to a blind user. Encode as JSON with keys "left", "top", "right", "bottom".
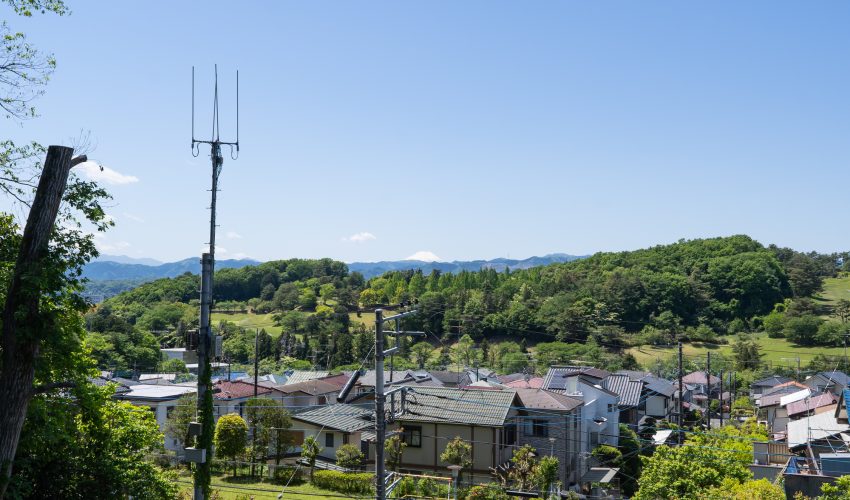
{"left": 211, "top": 312, "right": 283, "bottom": 337}
{"left": 627, "top": 332, "right": 848, "bottom": 369}
{"left": 176, "top": 472, "right": 348, "bottom": 499}
{"left": 816, "top": 274, "right": 850, "bottom": 317}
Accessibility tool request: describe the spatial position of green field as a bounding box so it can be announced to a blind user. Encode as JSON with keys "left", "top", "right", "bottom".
{"left": 818, "top": 274, "right": 850, "bottom": 315}
{"left": 176, "top": 473, "right": 345, "bottom": 499}
{"left": 628, "top": 332, "right": 847, "bottom": 368}
{"left": 211, "top": 312, "right": 282, "bottom": 336}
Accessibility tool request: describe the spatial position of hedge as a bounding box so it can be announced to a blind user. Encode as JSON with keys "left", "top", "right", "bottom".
{"left": 312, "top": 470, "right": 375, "bottom": 495}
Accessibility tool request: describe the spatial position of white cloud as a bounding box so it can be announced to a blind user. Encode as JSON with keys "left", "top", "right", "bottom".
{"left": 122, "top": 212, "right": 145, "bottom": 223}
{"left": 96, "top": 238, "right": 131, "bottom": 253}
{"left": 226, "top": 231, "right": 243, "bottom": 240}
{"left": 77, "top": 161, "right": 139, "bottom": 185}
{"left": 406, "top": 251, "right": 442, "bottom": 262}
{"left": 343, "top": 231, "right": 377, "bottom": 243}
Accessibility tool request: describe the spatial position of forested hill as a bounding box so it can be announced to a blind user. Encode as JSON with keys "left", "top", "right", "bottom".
{"left": 100, "top": 235, "right": 843, "bottom": 341}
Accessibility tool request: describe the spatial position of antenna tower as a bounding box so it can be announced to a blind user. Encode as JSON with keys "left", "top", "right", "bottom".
{"left": 190, "top": 65, "right": 239, "bottom": 500}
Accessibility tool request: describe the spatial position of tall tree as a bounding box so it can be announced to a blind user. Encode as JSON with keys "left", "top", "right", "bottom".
{"left": 214, "top": 414, "right": 248, "bottom": 477}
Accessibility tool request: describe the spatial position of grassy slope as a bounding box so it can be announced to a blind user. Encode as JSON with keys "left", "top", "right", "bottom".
{"left": 817, "top": 274, "right": 850, "bottom": 316}
{"left": 177, "top": 473, "right": 343, "bottom": 499}
{"left": 211, "top": 312, "right": 282, "bottom": 336}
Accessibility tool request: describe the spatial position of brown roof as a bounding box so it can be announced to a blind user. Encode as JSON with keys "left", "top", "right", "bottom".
{"left": 273, "top": 379, "right": 341, "bottom": 396}
{"left": 505, "top": 377, "right": 544, "bottom": 389}
{"left": 515, "top": 388, "right": 582, "bottom": 411}
{"left": 682, "top": 371, "right": 719, "bottom": 385}
{"left": 213, "top": 380, "right": 273, "bottom": 400}
{"left": 786, "top": 393, "right": 838, "bottom": 417}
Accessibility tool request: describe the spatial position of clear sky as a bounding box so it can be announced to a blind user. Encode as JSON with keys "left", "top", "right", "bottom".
{"left": 6, "top": 1, "right": 850, "bottom": 263}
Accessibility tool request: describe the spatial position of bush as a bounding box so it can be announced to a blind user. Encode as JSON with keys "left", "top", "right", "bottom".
{"left": 466, "top": 484, "right": 510, "bottom": 500}
{"left": 312, "top": 470, "right": 374, "bottom": 495}
{"left": 271, "top": 466, "right": 303, "bottom": 485}
{"left": 335, "top": 443, "right": 364, "bottom": 469}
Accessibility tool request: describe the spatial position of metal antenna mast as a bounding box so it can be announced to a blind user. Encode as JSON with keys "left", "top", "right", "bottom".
{"left": 190, "top": 65, "right": 239, "bottom": 500}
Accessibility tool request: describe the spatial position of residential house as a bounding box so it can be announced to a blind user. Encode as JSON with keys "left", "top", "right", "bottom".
{"left": 503, "top": 377, "right": 544, "bottom": 389}
{"left": 212, "top": 379, "right": 279, "bottom": 419}
{"left": 280, "top": 370, "right": 331, "bottom": 385}
{"left": 681, "top": 371, "right": 720, "bottom": 408}
{"left": 160, "top": 347, "right": 198, "bottom": 365}
{"left": 289, "top": 404, "right": 374, "bottom": 464}
{"left": 837, "top": 389, "right": 849, "bottom": 424}
{"left": 785, "top": 393, "right": 838, "bottom": 421}
{"left": 270, "top": 379, "right": 342, "bottom": 410}
{"left": 514, "top": 388, "right": 584, "bottom": 487}
{"left": 543, "top": 368, "right": 620, "bottom": 448}
{"left": 602, "top": 374, "right": 643, "bottom": 426}
{"left": 804, "top": 371, "right": 850, "bottom": 398}
{"left": 391, "top": 386, "right": 520, "bottom": 484}
{"left": 759, "top": 384, "right": 811, "bottom": 434}
{"left": 785, "top": 411, "right": 850, "bottom": 457}
{"left": 115, "top": 383, "right": 197, "bottom": 452}
{"left": 750, "top": 375, "right": 793, "bottom": 400}
{"left": 428, "top": 370, "right": 472, "bottom": 388}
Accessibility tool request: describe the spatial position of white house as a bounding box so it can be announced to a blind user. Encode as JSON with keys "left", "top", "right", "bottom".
{"left": 115, "top": 383, "right": 197, "bottom": 452}
{"left": 543, "top": 368, "right": 620, "bottom": 448}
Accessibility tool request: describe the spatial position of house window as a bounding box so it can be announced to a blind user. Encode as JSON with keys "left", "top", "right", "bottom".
{"left": 524, "top": 419, "right": 548, "bottom": 438}
{"left": 325, "top": 432, "right": 334, "bottom": 448}
{"left": 607, "top": 404, "right": 615, "bottom": 413}
{"left": 402, "top": 426, "right": 422, "bottom": 447}
{"left": 504, "top": 424, "right": 517, "bottom": 445}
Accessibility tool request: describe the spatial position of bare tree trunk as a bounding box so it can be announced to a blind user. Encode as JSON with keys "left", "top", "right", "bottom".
{"left": 0, "top": 146, "right": 77, "bottom": 499}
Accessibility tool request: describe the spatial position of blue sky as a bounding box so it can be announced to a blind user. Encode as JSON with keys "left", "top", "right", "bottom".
{"left": 6, "top": 1, "right": 850, "bottom": 263}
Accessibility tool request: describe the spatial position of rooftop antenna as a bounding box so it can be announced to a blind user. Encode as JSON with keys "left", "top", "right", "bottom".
{"left": 189, "top": 65, "right": 239, "bottom": 500}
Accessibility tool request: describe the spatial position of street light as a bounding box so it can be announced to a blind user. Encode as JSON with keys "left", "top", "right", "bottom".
{"left": 448, "top": 465, "right": 463, "bottom": 500}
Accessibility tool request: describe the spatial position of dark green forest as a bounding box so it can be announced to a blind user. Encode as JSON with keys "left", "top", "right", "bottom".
{"left": 90, "top": 236, "right": 849, "bottom": 374}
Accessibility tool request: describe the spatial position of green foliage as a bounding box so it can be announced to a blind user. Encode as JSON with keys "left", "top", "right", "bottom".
{"left": 784, "top": 315, "right": 823, "bottom": 346}
{"left": 165, "top": 393, "right": 197, "bottom": 450}
{"left": 535, "top": 456, "right": 560, "bottom": 497}
{"left": 732, "top": 335, "right": 763, "bottom": 371}
{"left": 617, "top": 423, "right": 642, "bottom": 496}
{"left": 245, "top": 397, "right": 292, "bottom": 467}
{"left": 311, "top": 470, "right": 374, "bottom": 495}
{"left": 271, "top": 466, "right": 303, "bottom": 485}
{"left": 9, "top": 384, "right": 177, "bottom": 499}
{"left": 440, "top": 436, "right": 472, "bottom": 469}
{"left": 214, "top": 413, "right": 248, "bottom": 476}
{"left": 819, "top": 475, "right": 850, "bottom": 500}
{"left": 159, "top": 357, "right": 188, "bottom": 373}
{"left": 509, "top": 444, "right": 538, "bottom": 490}
{"left": 466, "top": 484, "right": 510, "bottom": 500}
{"left": 635, "top": 423, "right": 767, "bottom": 500}
{"left": 335, "top": 443, "right": 364, "bottom": 469}
{"left": 385, "top": 433, "right": 407, "bottom": 472}
{"left": 707, "top": 478, "right": 786, "bottom": 499}
{"left": 301, "top": 435, "right": 322, "bottom": 480}
{"left": 591, "top": 445, "right": 622, "bottom": 467}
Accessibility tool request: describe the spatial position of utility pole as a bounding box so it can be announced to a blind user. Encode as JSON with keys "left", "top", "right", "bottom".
{"left": 718, "top": 369, "right": 724, "bottom": 428}
{"left": 375, "top": 309, "right": 386, "bottom": 500}
{"left": 677, "top": 341, "right": 684, "bottom": 445}
{"left": 705, "top": 352, "right": 711, "bottom": 430}
{"left": 374, "top": 307, "right": 424, "bottom": 500}
{"left": 191, "top": 65, "right": 239, "bottom": 500}
{"left": 252, "top": 327, "right": 259, "bottom": 476}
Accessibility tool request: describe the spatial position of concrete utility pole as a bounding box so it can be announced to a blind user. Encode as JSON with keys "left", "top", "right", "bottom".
{"left": 191, "top": 65, "right": 239, "bottom": 500}
{"left": 678, "top": 342, "right": 684, "bottom": 445}
{"left": 374, "top": 307, "right": 423, "bottom": 500}
{"left": 705, "top": 352, "right": 711, "bottom": 429}
{"left": 719, "top": 369, "right": 724, "bottom": 428}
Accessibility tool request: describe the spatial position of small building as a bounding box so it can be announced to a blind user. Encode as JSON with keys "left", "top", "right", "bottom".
{"left": 391, "top": 386, "right": 520, "bottom": 484}
{"left": 212, "top": 379, "right": 278, "bottom": 419}
{"left": 804, "top": 371, "right": 850, "bottom": 398}
{"left": 160, "top": 347, "right": 198, "bottom": 365}
{"left": 543, "top": 368, "right": 620, "bottom": 448}
{"left": 750, "top": 375, "right": 793, "bottom": 400}
{"left": 114, "top": 383, "right": 197, "bottom": 452}
{"left": 289, "top": 404, "right": 374, "bottom": 464}
{"left": 514, "top": 388, "right": 584, "bottom": 486}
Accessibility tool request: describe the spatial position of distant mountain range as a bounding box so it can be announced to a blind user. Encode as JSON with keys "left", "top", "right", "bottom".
{"left": 347, "top": 253, "right": 585, "bottom": 279}
{"left": 82, "top": 253, "right": 585, "bottom": 299}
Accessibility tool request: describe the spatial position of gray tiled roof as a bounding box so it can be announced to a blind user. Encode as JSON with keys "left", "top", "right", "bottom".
{"left": 543, "top": 367, "right": 610, "bottom": 391}
{"left": 400, "top": 387, "right": 516, "bottom": 427}
{"left": 602, "top": 374, "right": 643, "bottom": 408}
{"left": 752, "top": 375, "right": 792, "bottom": 388}
{"left": 515, "top": 388, "right": 582, "bottom": 411}
{"left": 291, "top": 404, "right": 373, "bottom": 432}
{"left": 429, "top": 370, "right": 472, "bottom": 386}
{"left": 283, "top": 370, "right": 331, "bottom": 385}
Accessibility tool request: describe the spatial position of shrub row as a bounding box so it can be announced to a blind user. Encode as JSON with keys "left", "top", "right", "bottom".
{"left": 312, "top": 470, "right": 375, "bottom": 495}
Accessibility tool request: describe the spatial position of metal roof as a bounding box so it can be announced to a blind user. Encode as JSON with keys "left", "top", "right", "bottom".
{"left": 291, "top": 404, "right": 373, "bottom": 432}
{"left": 758, "top": 384, "right": 808, "bottom": 407}
{"left": 602, "top": 374, "right": 643, "bottom": 408}
{"left": 542, "top": 367, "right": 610, "bottom": 392}
{"left": 283, "top": 370, "right": 331, "bottom": 385}
{"left": 752, "top": 375, "right": 792, "bottom": 388}
{"left": 786, "top": 411, "right": 850, "bottom": 449}
{"left": 515, "top": 388, "right": 582, "bottom": 411}
{"left": 682, "top": 371, "right": 719, "bottom": 385}
{"left": 786, "top": 392, "right": 838, "bottom": 417}
{"left": 581, "top": 467, "right": 619, "bottom": 484}
{"left": 117, "top": 384, "right": 196, "bottom": 401}
{"left": 400, "top": 387, "right": 517, "bottom": 427}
